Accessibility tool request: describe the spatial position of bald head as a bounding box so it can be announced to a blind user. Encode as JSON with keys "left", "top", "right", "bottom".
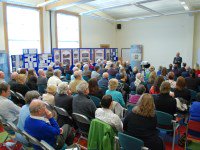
{"left": 29, "top": 99, "right": 44, "bottom": 116}
{"left": 0, "top": 71, "right": 5, "bottom": 79}
{"left": 103, "top": 72, "right": 108, "bottom": 79}
{"left": 11, "top": 72, "right": 18, "bottom": 80}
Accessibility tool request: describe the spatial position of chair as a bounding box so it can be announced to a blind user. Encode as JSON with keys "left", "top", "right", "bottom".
{"left": 40, "top": 140, "right": 55, "bottom": 150}
{"left": 72, "top": 113, "right": 90, "bottom": 142}
{"left": 87, "top": 119, "right": 117, "bottom": 150}
{"left": 89, "top": 95, "right": 101, "bottom": 108}
{"left": 117, "top": 132, "right": 148, "bottom": 150}
{"left": 156, "top": 111, "right": 179, "bottom": 150}
{"left": 15, "top": 92, "right": 25, "bottom": 102}
{"left": 82, "top": 76, "right": 90, "bottom": 82}
{"left": 21, "top": 131, "right": 44, "bottom": 149}
{"left": 54, "top": 106, "right": 70, "bottom": 117}
{"left": 38, "top": 84, "right": 47, "bottom": 94}
{"left": 185, "top": 120, "right": 200, "bottom": 150}
{"left": 189, "top": 89, "right": 197, "bottom": 102}
{"left": 126, "top": 103, "right": 136, "bottom": 112}
{"left": 99, "top": 86, "right": 108, "bottom": 94}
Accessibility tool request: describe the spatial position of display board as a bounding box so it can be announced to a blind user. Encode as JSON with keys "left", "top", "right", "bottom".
{"left": 53, "top": 48, "right": 61, "bottom": 68}
{"left": 38, "top": 53, "right": 53, "bottom": 70}
{"left": 130, "top": 45, "right": 143, "bottom": 70}
{"left": 80, "top": 48, "right": 91, "bottom": 64}
{"left": 11, "top": 55, "right": 23, "bottom": 72}
{"left": 72, "top": 48, "right": 79, "bottom": 65}
{"left": 110, "top": 48, "right": 118, "bottom": 61}
{"left": 105, "top": 49, "right": 111, "bottom": 61}
{"left": 23, "top": 48, "right": 38, "bottom": 71}
{"left": 61, "top": 49, "right": 72, "bottom": 66}
{"left": 93, "top": 48, "right": 105, "bottom": 62}
{"left": 0, "top": 52, "right": 9, "bottom": 82}
{"left": 121, "top": 48, "right": 131, "bottom": 62}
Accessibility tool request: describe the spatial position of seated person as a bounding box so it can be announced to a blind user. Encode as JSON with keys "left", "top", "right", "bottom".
{"left": 106, "top": 79, "right": 125, "bottom": 107}
{"left": 98, "top": 72, "right": 109, "bottom": 87}
{"left": 189, "top": 92, "right": 200, "bottom": 122}
{"left": 123, "top": 93, "right": 164, "bottom": 150}
{"left": 185, "top": 69, "right": 200, "bottom": 92}
{"left": 24, "top": 100, "right": 69, "bottom": 150}
{"left": 91, "top": 66, "right": 100, "bottom": 79}
{"left": 154, "top": 82, "right": 177, "bottom": 116}
{"left": 0, "top": 81, "right": 20, "bottom": 125}
{"left": 72, "top": 82, "right": 96, "bottom": 120}
{"left": 55, "top": 82, "right": 73, "bottom": 126}
{"left": 16, "top": 91, "right": 40, "bottom": 144}
{"left": 8, "top": 72, "right": 18, "bottom": 87}
{"left": 166, "top": 72, "right": 176, "bottom": 89}
{"left": 69, "top": 70, "right": 85, "bottom": 93}
{"left": 26, "top": 69, "right": 38, "bottom": 90}
{"left": 95, "top": 95, "right": 123, "bottom": 132}
{"left": 37, "top": 69, "right": 47, "bottom": 88}
{"left": 88, "top": 78, "right": 104, "bottom": 99}
{"left": 149, "top": 76, "right": 164, "bottom": 94}
{"left": 47, "top": 69, "right": 62, "bottom": 87}
{"left": 129, "top": 84, "right": 146, "bottom": 104}
{"left": 42, "top": 84, "right": 57, "bottom": 106}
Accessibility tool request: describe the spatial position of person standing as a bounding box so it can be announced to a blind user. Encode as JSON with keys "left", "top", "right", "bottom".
{"left": 173, "top": 52, "right": 182, "bottom": 68}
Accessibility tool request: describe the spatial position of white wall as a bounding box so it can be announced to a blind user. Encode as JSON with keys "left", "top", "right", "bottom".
{"left": 43, "top": 10, "right": 51, "bottom": 53}
{"left": 116, "top": 14, "right": 194, "bottom": 70}
{"left": 81, "top": 16, "right": 116, "bottom": 48}
{"left": 0, "top": 3, "right": 5, "bottom": 50}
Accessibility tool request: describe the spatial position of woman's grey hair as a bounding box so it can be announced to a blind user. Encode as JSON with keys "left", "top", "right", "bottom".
{"left": 76, "top": 82, "right": 88, "bottom": 94}
{"left": 54, "top": 69, "right": 61, "bottom": 76}
{"left": 57, "top": 82, "right": 69, "bottom": 94}
{"left": 83, "top": 64, "right": 89, "bottom": 70}
{"left": 25, "top": 90, "right": 40, "bottom": 104}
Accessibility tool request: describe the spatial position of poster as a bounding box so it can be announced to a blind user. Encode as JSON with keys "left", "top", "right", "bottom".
{"left": 105, "top": 49, "right": 111, "bottom": 61}
{"left": 73, "top": 49, "right": 79, "bottom": 65}
{"left": 53, "top": 49, "right": 61, "bottom": 67}
{"left": 23, "top": 49, "right": 38, "bottom": 71}
{"left": 80, "top": 48, "right": 90, "bottom": 64}
{"left": 38, "top": 54, "right": 53, "bottom": 70}
{"left": 11, "top": 55, "right": 23, "bottom": 72}
{"left": 61, "top": 49, "right": 72, "bottom": 66}
{"left": 94, "top": 48, "right": 104, "bottom": 62}
{"left": 130, "top": 45, "right": 143, "bottom": 70}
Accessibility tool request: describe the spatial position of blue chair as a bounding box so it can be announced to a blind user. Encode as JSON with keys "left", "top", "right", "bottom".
{"left": 38, "top": 84, "right": 47, "bottom": 94}
{"left": 99, "top": 86, "right": 108, "bottom": 94}
{"left": 156, "top": 111, "right": 179, "bottom": 150}
{"left": 89, "top": 95, "right": 101, "bottom": 108}
{"left": 109, "top": 75, "right": 116, "bottom": 80}
{"left": 117, "top": 132, "right": 146, "bottom": 150}
{"left": 83, "top": 76, "right": 90, "bottom": 82}
{"left": 189, "top": 89, "right": 197, "bottom": 102}
{"left": 66, "top": 74, "right": 71, "bottom": 80}
{"left": 126, "top": 103, "right": 136, "bottom": 112}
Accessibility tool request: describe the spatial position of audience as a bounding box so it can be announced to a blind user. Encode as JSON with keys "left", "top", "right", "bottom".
{"left": 154, "top": 82, "right": 177, "bottom": 116}
{"left": 88, "top": 78, "right": 104, "bottom": 99}
{"left": 24, "top": 100, "right": 69, "bottom": 150}
{"left": 131, "top": 73, "right": 145, "bottom": 91}
{"left": 69, "top": 70, "right": 84, "bottom": 93}
{"left": 47, "top": 69, "right": 62, "bottom": 86}
{"left": 189, "top": 93, "right": 200, "bottom": 121}
{"left": 129, "top": 84, "right": 146, "bottom": 104}
{"left": 70, "top": 67, "right": 79, "bottom": 81}
{"left": 16, "top": 91, "right": 40, "bottom": 144}
{"left": 46, "top": 66, "right": 54, "bottom": 79}
{"left": 95, "top": 95, "right": 123, "bottom": 132}
{"left": 0, "top": 71, "right": 5, "bottom": 82}
{"left": 82, "top": 64, "right": 91, "bottom": 78}
{"left": 185, "top": 69, "right": 200, "bottom": 92}
{"left": 37, "top": 69, "right": 47, "bottom": 86}
{"left": 123, "top": 93, "right": 164, "bottom": 150}
{"left": 161, "top": 67, "right": 167, "bottom": 80}
{"left": 42, "top": 84, "right": 57, "bottom": 106}
{"left": 59, "top": 62, "right": 65, "bottom": 76}
{"left": 91, "top": 66, "right": 100, "bottom": 79}
{"left": 65, "top": 64, "right": 73, "bottom": 80}
{"left": 0, "top": 81, "right": 20, "bottom": 125}
{"left": 149, "top": 76, "right": 164, "bottom": 94}
{"left": 106, "top": 78, "right": 125, "bottom": 107}
{"left": 98, "top": 72, "right": 109, "bottom": 87}
{"left": 72, "top": 82, "right": 96, "bottom": 120}
{"left": 107, "top": 64, "right": 118, "bottom": 77}
{"left": 8, "top": 72, "right": 18, "bottom": 87}
{"left": 166, "top": 72, "right": 176, "bottom": 89}
{"left": 55, "top": 82, "right": 73, "bottom": 126}
{"left": 26, "top": 69, "right": 38, "bottom": 90}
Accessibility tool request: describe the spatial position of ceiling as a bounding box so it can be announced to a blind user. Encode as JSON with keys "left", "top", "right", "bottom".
{"left": 1, "top": 0, "right": 200, "bottom": 21}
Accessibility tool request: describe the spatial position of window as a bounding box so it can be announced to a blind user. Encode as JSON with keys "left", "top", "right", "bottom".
{"left": 57, "top": 13, "right": 80, "bottom": 48}
{"left": 6, "top": 5, "right": 41, "bottom": 55}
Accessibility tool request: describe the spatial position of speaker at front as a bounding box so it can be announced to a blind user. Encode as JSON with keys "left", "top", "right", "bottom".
{"left": 117, "top": 24, "right": 121, "bottom": 29}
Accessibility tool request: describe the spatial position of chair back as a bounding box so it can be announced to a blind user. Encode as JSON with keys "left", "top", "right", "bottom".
{"left": 189, "top": 89, "right": 197, "bottom": 102}
{"left": 6, "top": 121, "right": 21, "bottom": 133}
{"left": 156, "top": 111, "right": 173, "bottom": 127}
{"left": 118, "top": 132, "right": 144, "bottom": 150}
{"left": 72, "top": 113, "right": 90, "bottom": 133}
{"left": 54, "top": 106, "right": 70, "bottom": 117}
{"left": 38, "top": 84, "right": 47, "bottom": 94}
{"left": 99, "top": 86, "right": 108, "bottom": 94}
{"left": 126, "top": 103, "right": 136, "bottom": 112}
{"left": 21, "top": 131, "right": 43, "bottom": 148}
{"left": 40, "top": 140, "right": 55, "bottom": 150}
{"left": 15, "top": 92, "right": 25, "bottom": 101}
{"left": 66, "top": 74, "right": 71, "bottom": 80}
{"left": 83, "top": 76, "right": 90, "bottom": 82}
{"left": 89, "top": 95, "right": 101, "bottom": 108}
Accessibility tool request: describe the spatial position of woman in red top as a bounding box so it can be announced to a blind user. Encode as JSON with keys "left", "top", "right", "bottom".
{"left": 149, "top": 76, "right": 164, "bottom": 94}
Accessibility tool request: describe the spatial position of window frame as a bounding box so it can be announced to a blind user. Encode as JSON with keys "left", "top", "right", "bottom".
{"left": 55, "top": 10, "right": 81, "bottom": 48}
{"left": 3, "top": 2, "right": 44, "bottom": 54}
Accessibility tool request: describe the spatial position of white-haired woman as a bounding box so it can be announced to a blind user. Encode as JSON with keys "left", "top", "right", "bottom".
{"left": 54, "top": 82, "right": 73, "bottom": 126}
